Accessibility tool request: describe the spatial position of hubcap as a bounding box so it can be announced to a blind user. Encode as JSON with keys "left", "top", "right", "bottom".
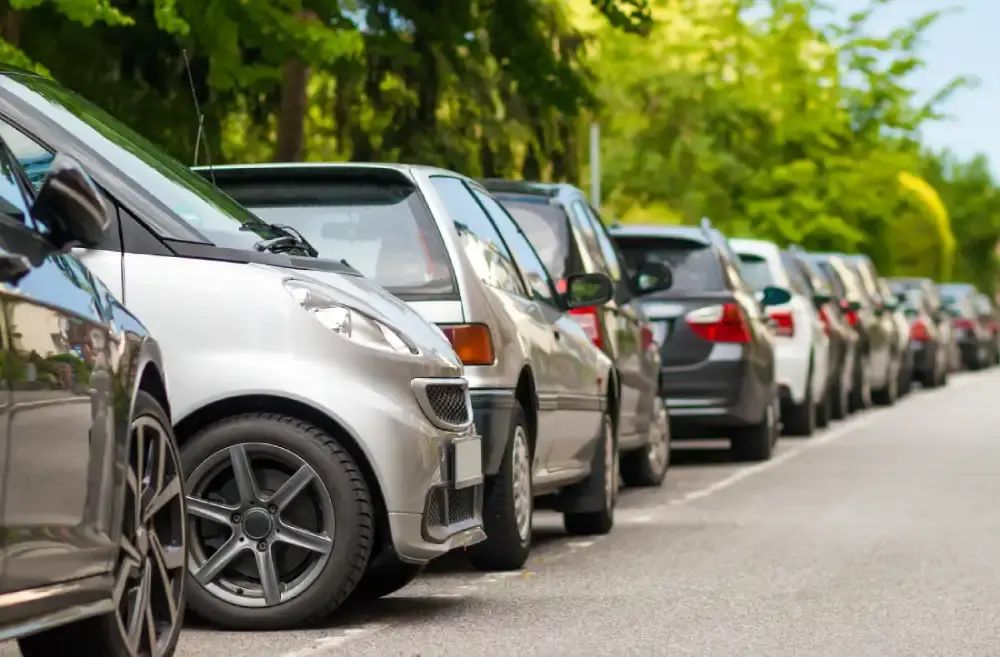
{"left": 114, "top": 416, "right": 186, "bottom": 657}
{"left": 185, "top": 443, "right": 335, "bottom": 608}
{"left": 511, "top": 427, "right": 532, "bottom": 542}
{"left": 646, "top": 402, "right": 668, "bottom": 475}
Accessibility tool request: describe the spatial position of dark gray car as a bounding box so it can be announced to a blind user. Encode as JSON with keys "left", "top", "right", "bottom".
{"left": 0, "top": 140, "right": 186, "bottom": 655}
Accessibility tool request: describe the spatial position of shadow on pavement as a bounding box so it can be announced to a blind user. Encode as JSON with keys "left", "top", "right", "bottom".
{"left": 670, "top": 442, "right": 737, "bottom": 466}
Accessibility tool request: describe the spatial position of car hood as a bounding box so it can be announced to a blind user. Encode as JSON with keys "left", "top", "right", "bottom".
{"left": 253, "top": 263, "right": 463, "bottom": 373}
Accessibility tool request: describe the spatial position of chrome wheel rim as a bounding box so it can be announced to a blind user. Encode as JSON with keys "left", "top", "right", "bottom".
{"left": 511, "top": 427, "right": 532, "bottom": 542}
{"left": 646, "top": 402, "right": 669, "bottom": 476}
{"left": 603, "top": 417, "right": 618, "bottom": 509}
{"left": 115, "top": 416, "right": 186, "bottom": 657}
{"left": 185, "top": 443, "right": 335, "bottom": 608}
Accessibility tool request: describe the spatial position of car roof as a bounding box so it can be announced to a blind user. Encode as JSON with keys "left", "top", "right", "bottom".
{"left": 481, "top": 179, "right": 585, "bottom": 203}
{"left": 197, "top": 162, "right": 471, "bottom": 182}
{"left": 609, "top": 224, "right": 711, "bottom": 244}
{"left": 730, "top": 237, "right": 781, "bottom": 258}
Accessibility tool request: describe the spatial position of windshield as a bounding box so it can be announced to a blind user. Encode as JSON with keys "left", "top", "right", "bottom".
{"left": 218, "top": 175, "right": 456, "bottom": 297}
{"left": 615, "top": 236, "right": 724, "bottom": 294}
{"left": 0, "top": 74, "right": 283, "bottom": 248}
{"left": 493, "top": 197, "right": 571, "bottom": 282}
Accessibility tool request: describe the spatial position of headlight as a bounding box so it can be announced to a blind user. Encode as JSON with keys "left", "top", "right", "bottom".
{"left": 284, "top": 279, "right": 418, "bottom": 355}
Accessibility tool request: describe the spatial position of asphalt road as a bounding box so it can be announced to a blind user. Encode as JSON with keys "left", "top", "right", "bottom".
{"left": 7, "top": 369, "right": 1000, "bottom": 656}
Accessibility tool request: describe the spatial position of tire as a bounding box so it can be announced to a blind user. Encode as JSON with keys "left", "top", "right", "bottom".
{"left": 467, "top": 405, "right": 533, "bottom": 571}
{"left": 830, "top": 378, "right": 849, "bottom": 420}
{"left": 849, "top": 354, "right": 873, "bottom": 412}
{"left": 350, "top": 545, "right": 423, "bottom": 601}
{"left": 564, "top": 411, "right": 617, "bottom": 535}
{"left": 731, "top": 396, "right": 778, "bottom": 462}
{"left": 872, "top": 358, "right": 899, "bottom": 406}
{"left": 815, "top": 387, "right": 831, "bottom": 429}
{"left": 620, "top": 397, "right": 670, "bottom": 487}
{"left": 182, "top": 414, "right": 373, "bottom": 630}
{"left": 20, "top": 391, "right": 187, "bottom": 657}
{"left": 782, "top": 367, "right": 815, "bottom": 437}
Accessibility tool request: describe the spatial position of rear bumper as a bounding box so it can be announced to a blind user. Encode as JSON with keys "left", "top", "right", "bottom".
{"left": 470, "top": 388, "right": 517, "bottom": 476}
{"left": 661, "top": 349, "right": 769, "bottom": 434}
{"left": 909, "top": 341, "right": 936, "bottom": 375}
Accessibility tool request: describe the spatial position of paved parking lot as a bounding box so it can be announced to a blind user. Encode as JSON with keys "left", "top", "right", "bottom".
{"left": 5, "top": 370, "right": 999, "bottom": 656}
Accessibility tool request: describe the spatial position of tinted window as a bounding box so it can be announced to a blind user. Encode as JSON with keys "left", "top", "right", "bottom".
{"left": 781, "top": 253, "right": 813, "bottom": 296}
{"left": 495, "top": 195, "right": 571, "bottom": 283}
{"left": 581, "top": 204, "right": 623, "bottom": 282}
{"left": 737, "top": 254, "right": 777, "bottom": 291}
{"left": 222, "top": 176, "right": 455, "bottom": 298}
{"left": 472, "top": 188, "right": 555, "bottom": 305}
{"left": 569, "top": 201, "right": 613, "bottom": 277}
{"left": 0, "top": 139, "right": 30, "bottom": 226}
{"left": 615, "top": 236, "right": 724, "bottom": 294}
{"left": 431, "top": 177, "right": 525, "bottom": 296}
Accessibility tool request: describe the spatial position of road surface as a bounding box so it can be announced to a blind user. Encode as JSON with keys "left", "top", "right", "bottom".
{"left": 7, "top": 369, "right": 1000, "bottom": 656}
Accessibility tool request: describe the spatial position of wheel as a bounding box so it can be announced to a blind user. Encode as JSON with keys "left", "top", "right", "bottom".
{"left": 564, "top": 411, "right": 617, "bottom": 535}
{"left": 183, "top": 413, "right": 373, "bottom": 630}
{"left": 350, "top": 545, "right": 423, "bottom": 601}
{"left": 731, "top": 396, "right": 778, "bottom": 462}
{"left": 872, "top": 358, "right": 899, "bottom": 406}
{"left": 20, "top": 391, "right": 186, "bottom": 657}
{"left": 467, "top": 405, "right": 533, "bottom": 571}
{"left": 815, "top": 387, "right": 831, "bottom": 429}
{"left": 782, "top": 365, "right": 815, "bottom": 437}
{"left": 849, "top": 354, "right": 872, "bottom": 412}
{"left": 830, "top": 378, "right": 849, "bottom": 420}
{"left": 621, "top": 397, "right": 670, "bottom": 487}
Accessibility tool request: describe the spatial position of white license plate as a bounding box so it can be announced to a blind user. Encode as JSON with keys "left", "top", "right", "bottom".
{"left": 452, "top": 437, "right": 483, "bottom": 489}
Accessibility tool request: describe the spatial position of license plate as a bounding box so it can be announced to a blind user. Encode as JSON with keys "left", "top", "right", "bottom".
{"left": 452, "top": 437, "right": 483, "bottom": 489}
{"left": 651, "top": 320, "right": 670, "bottom": 345}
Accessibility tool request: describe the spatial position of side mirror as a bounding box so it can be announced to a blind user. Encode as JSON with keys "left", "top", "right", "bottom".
{"left": 631, "top": 261, "right": 672, "bottom": 295}
{"left": 760, "top": 285, "right": 792, "bottom": 307}
{"left": 564, "top": 272, "right": 614, "bottom": 309}
{"left": 841, "top": 299, "right": 863, "bottom": 313}
{"left": 813, "top": 293, "right": 833, "bottom": 307}
{"left": 32, "top": 154, "right": 108, "bottom": 250}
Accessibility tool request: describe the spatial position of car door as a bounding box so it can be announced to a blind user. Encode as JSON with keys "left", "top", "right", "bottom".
{"left": 471, "top": 187, "right": 602, "bottom": 474}
{"left": 0, "top": 142, "right": 117, "bottom": 591}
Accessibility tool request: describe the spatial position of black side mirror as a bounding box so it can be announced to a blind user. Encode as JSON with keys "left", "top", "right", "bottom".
{"left": 631, "top": 261, "right": 672, "bottom": 295}
{"left": 759, "top": 285, "right": 792, "bottom": 307}
{"left": 564, "top": 272, "right": 614, "bottom": 309}
{"left": 813, "top": 293, "right": 833, "bottom": 307}
{"left": 32, "top": 154, "right": 108, "bottom": 250}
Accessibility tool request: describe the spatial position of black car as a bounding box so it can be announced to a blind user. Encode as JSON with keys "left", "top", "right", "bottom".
{"left": 972, "top": 292, "right": 1000, "bottom": 365}
{"left": 484, "top": 180, "right": 674, "bottom": 486}
{"left": 610, "top": 222, "right": 787, "bottom": 461}
{"left": 939, "top": 283, "right": 994, "bottom": 369}
{"left": 888, "top": 277, "right": 951, "bottom": 387}
{"left": 784, "top": 249, "right": 858, "bottom": 419}
{"left": 0, "top": 141, "right": 186, "bottom": 654}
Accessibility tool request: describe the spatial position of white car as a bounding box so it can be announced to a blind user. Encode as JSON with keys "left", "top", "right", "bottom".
{"left": 732, "top": 239, "right": 830, "bottom": 435}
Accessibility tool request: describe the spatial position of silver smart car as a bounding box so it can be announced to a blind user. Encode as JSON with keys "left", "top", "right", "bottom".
{"left": 205, "top": 163, "right": 618, "bottom": 571}
{"left": 0, "top": 71, "right": 485, "bottom": 630}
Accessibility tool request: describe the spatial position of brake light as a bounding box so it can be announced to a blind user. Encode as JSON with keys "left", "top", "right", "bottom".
{"left": 640, "top": 325, "right": 655, "bottom": 350}
{"left": 910, "top": 319, "right": 929, "bottom": 342}
{"left": 685, "top": 303, "right": 751, "bottom": 343}
{"left": 767, "top": 309, "right": 795, "bottom": 337}
{"left": 439, "top": 324, "right": 495, "bottom": 365}
{"left": 817, "top": 305, "right": 832, "bottom": 335}
{"left": 953, "top": 318, "right": 975, "bottom": 331}
{"left": 840, "top": 300, "right": 859, "bottom": 327}
{"left": 569, "top": 305, "right": 604, "bottom": 349}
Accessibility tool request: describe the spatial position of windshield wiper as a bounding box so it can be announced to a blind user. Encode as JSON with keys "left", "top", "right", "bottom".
{"left": 270, "top": 224, "right": 318, "bottom": 258}
{"left": 247, "top": 221, "right": 319, "bottom": 257}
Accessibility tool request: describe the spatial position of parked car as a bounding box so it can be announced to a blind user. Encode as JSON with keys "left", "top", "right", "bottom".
{"left": 784, "top": 249, "right": 858, "bottom": 420}
{"left": 610, "top": 222, "right": 787, "bottom": 461}
{"left": 203, "top": 163, "right": 619, "bottom": 573}
{"left": 938, "top": 283, "right": 993, "bottom": 370}
{"left": 887, "top": 277, "right": 950, "bottom": 387}
{"left": 973, "top": 292, "right": 1000, "bottom": 365}
{"left": 731, "top": 239, "right": 829, "bottom": 435}
{"left": 0, "top": 71, "right": 486, "bottom": 629}
{"left": 0, "top": 142, "right": 186, "bottom": 655}
{"left": 820, "top": 254, "right": 901, "bottom": 406}
{"left": 484, "top": 180, "right": 673, "bottom": 486}
{"left": 803, "top": 254, "right": 875, "bottom": 411}
{"left": 875, "top": 276, "right": 914, "bottom": 396}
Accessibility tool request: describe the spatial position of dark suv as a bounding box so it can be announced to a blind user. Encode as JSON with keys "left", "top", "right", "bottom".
{"left": 888, "top": 277, "right": 951, "bottom": 387}
{"left": 610, "top": 222, "right": 787, "bottom": 461}
{"left": 0, "top": 141, "right": 186, "bottom": 654}
{"left": 485, "top": 181, "right": 673, "bottom": 486}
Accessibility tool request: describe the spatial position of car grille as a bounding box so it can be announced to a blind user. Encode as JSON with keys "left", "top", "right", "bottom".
{"left": 426, "top": 487, "right": 477, "bottom": 528}
{"left": 424, "top": 384, "right": 470, "bottom": 426}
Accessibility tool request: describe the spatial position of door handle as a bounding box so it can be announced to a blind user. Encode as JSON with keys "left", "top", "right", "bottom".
{"left": 0, "top": 253, "right": 31, "bottom": 283}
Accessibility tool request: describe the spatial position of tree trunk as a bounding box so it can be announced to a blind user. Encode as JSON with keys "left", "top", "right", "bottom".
{"left": 2, "top": 5, "right": 22, "bottom": 46}
{"left": 275, "top": 58, "right": 311, "bottom": 161}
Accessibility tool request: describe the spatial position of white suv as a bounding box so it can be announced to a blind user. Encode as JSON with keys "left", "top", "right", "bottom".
{"left": 732, "top": 239, "right": 830, "bottom": 435}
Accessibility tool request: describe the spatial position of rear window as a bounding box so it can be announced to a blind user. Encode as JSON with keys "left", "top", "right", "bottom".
{"left": 737, "top": 253, "right": 777, "bottom": 291}
{"left": 615, "top": 236, "right": 724, "bottom": 294}
{"left": 220, "top": 176, "right": 455, "bottom": 298}
{"left": 493, "top": 196, "right": 572, "bottom": 282}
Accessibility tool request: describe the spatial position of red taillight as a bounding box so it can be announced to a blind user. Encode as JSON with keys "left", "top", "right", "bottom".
{"left": 767, "top": 309, "right": 795, "bottom": 337}
{"left": 910, "top": 319, "right": 930, "bottom": 342}
{"left": 840, "top": 300, "right": 859, "bottom": 327}
{"left": 640, "top": 325, "right": 655, "bottom": 350}
{"left": 954, "top": 318, "right": 975, "bottom": 331}
{"left": 569, "top": 305, "right": 604, "bottom": 349}
{"left": 817, "top": 305, "right": 832, "bottom": 335}
{"left": 685, "top": 303, "right": 751, "bottom": 343}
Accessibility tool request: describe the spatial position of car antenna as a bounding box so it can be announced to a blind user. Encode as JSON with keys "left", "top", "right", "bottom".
{"left": 181, "top": 48, "right": 216, "bottom": 186}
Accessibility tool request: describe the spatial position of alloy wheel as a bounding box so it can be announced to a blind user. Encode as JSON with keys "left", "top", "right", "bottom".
{"left": 185, "top": 443, "right": 335, "bottom": 608}
{"left": 645, "top": 404, "right": 669, "bottom": 476}
{"left": 114, "top": 416, "right": 186, "bottom": 657}
{"left": 511, "top": 426, "right": 533, "bottom": 542}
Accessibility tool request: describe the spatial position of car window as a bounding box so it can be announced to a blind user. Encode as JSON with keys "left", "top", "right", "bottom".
{"left": 493, "top": 195, "right": 571, "bottom": 284}
{"left": 0, "top": 138, "right": 31, "bottom": 228}
{"left": 736, "top": 253, "right": 777, "bottom": 291}
{"left": 431, "top": 176, "right": 525, "bottom": 297}
{"left": 615, "top": 235, "right": 724, "bottom": 295}
{"left": 581, "top": 204, "right": 623, "bottom": 283}
{"left": 221, "top": 176, "right": 455, "bottom": 298}
{"left": 471, "top": 188, "right": 556, "bottom": 306}
{"left": 780, "top": 253, "right": 811, "bottom": 296}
